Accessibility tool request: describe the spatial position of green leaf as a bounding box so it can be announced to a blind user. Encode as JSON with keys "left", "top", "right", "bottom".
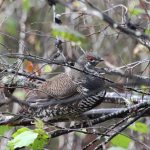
{"left": 5, "top": 17, "right": 17, "bottom": 35}
{"left": 29, "top": 131, "right": 49, "bottom": 150}
{"left": 51, "top": 24, "right": 86, "bottom": 45}
{"left": 8, "top": 131, "right": 38, "bottom": 149}
{"left": 111, "top": 134, "right": 132, "bottom": 148}
{"left": 30, "top": 138, "right": 46, "bottom": 150}
{"left": 34, "top": 118, "right": 44, "bottom": 129}
{"left": 12, "top": 127, "right": 30, "bottom": 138}
{"left": 0, "top": 36, "right": 4, "bottom": 44}
{"left": 23, "top": 0, "right": 31, "bottom": 12}
{"left": 30, "top": 128, "right": 49, "bottom": 150}
{"left": 7, "top": 126, "right": 49, "bottom": 150}
{"left": 129, "top": 122, "right": 149, "bottom": 134}
{"left": 145, "top": 28, "right": 150, "bottom": 35}
{"left": 34, "top": 128, "right": 49, "bottom": 141}
{"left": 107, "top": 146, "right": 127, "bottom": 150}
{"left": 43, "top": 65, "right": 52, "bottom": 73}
{"left": 129, "top": 8, "right": 144, "bottom": 16}
{"left": 0, "top": 126, "right": 12, "bottom": 137}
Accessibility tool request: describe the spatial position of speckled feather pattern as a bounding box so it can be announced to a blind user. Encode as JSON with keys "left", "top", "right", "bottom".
{"left": 35, "top": 73, "right": 78, "bottom": 99}
{"left": 30, "top": 90, "right": 106, "bottom": 122}
{"left": 25, "top": 53, "right": 106, "bottom": 121}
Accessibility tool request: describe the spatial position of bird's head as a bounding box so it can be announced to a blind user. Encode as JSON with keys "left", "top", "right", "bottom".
{"left": 77, "top": 52, "right": 104, "bottom": 67}
{"left": 85, "top": 52, "right": 104, "bottom": 66}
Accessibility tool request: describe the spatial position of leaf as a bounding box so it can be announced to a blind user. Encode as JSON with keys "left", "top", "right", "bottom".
{"left": 5, "top": 17, "right": 17, "bottom": 35}
{"left": 43, "top": 64, "right": 52, "bottom": 73}
{"left": 128, "top": 1, "right": 146, "bottom": 17}
{"left": 12, "top": 127, "right": 30, "bottom": 138}
{"left": 0, "top": 126, "right": 12, "bottom": 137}
{"left": 107, "top": 147, "right": 127, "bottom": 150}
{"left": 141, "top": 85, "right": 149, "bottom": 93}
{"left": 23, "top": 0, "right": 31, "bottom": 12}
{"left": 145, "top": 28, "right": 150, "bottom": 35}
{"left": 7, "top": 127, "right": 49, "bottom": 150}
{"left": 30, "top": 128, "right": 49, "bottom": 150}
{"left": 29, "top": 135, "right": 49, "bottom": 150}
{"left": 129, "top": 122, "right": 149, "bottom": 134}
{"left": 34, "top": 118, "right": 44, "bottom": 130}
{"left": 9, "top": 131, "right": 38, "bottom": 149}
{"left": 25, "top": 60, "right": 34, "bottom": 73}
{"left": 24, "top": 60, "right": 41, "bottom": 75}
{"left": 129, "top": 8, "right": 144, "bottom": 16}
{"left": 0, "top": 36, "right": 4, "bottom": 44}
{"left": 111, "top": 134, "right": 132, "bottom": 148}
{"left": 51, "top": 24, "right": 86, "bottom": 45}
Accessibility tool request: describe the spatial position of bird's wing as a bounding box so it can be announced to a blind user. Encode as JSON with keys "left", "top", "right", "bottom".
{"left": 27, "top": 73, "right": 78, "bottom": 101}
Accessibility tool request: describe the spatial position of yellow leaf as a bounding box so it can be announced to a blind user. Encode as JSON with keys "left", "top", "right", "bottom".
{"left": 44, "top": 65, "right": 52, "bottom": 73}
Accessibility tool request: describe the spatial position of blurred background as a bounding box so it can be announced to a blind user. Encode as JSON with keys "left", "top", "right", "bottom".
{"left": 0, "top": 0, "right": 150, "bottom": 150}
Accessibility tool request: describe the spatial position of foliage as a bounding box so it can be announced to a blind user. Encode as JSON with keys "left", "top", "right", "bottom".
{"left": 7, "top": 130, "right": 38, "bottom": 150}
{"left": 51, "top": 24, "right": 86, "bottom": 45}
{"left": 129, "top": 8, "right": 145, "bottom": 16}
{"left": 0, "top": 126, "right": 12, "bottom": 138}
{"left": 145, "top": 28, "right": 150, "bottom": 35}
{"left": 7, "top": 120, "right": 49, "bottom": 150}
{"left": 43, "top": 64, "right": 53, "bottom": 73}
{"left": 128, "top": 121, "right": 149, "bottom": 134}
{"left": 23, "top": 0, "right": 31, "bottom": 12}
{"left": 111, "top": 134, "right": 132, "bottom": 149}
{"left": 107, "top": 147, "right": 127, "bottom": 150}
{"left": 0, "top": 0, "right": 150, "bottom": 149}
{"left": 5, "top": 17, "right": 17, "bottom": 35}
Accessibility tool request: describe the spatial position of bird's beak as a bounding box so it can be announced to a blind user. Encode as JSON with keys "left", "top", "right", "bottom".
{"left": 98, "top": 57, "right": 104, "bottom": 62}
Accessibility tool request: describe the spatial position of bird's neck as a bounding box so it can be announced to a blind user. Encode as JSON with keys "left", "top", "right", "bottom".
{"left": 65, "top": 63, "right": 84, "bottom": 83}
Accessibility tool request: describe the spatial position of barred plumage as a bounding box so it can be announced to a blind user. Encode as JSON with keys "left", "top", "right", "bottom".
{"left": 36, "top": 73, "right": 77, "bottom": 99}
{"left": 30, "top": 90, "right": 106, "bottom": 122}
{"left": 26, "top": 52, "right": 105, "bottom": 122}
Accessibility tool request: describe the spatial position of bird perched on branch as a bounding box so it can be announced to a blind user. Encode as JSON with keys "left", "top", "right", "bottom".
{"left": 28, "top": 52, "right": 103, "bottom": 99}
{"left": 26, "top": 52, "right": 106, "bottom": 122}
